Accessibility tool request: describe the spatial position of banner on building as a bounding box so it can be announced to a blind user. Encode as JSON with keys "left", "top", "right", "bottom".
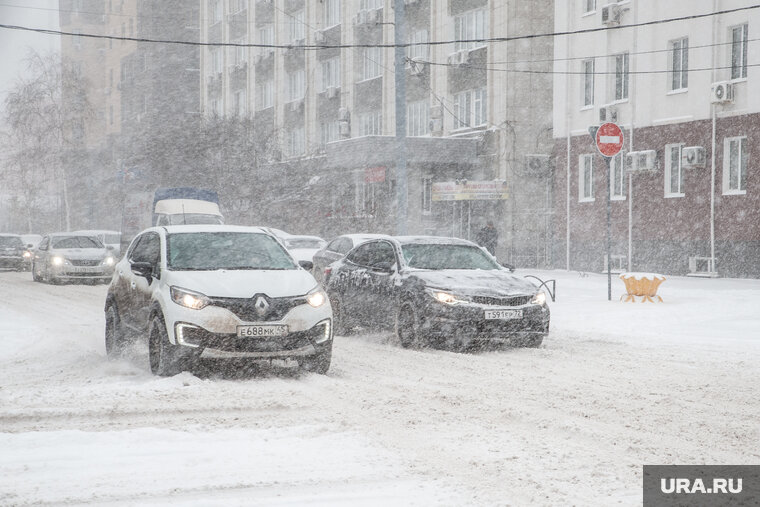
{"left": 364, "top": 166, "right": 386, "bottom": 183}
{"left": 432, "top": 180, "right": 509, "bottom": 201}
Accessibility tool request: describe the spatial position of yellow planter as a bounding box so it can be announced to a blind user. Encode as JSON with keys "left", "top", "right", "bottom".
{"left": 619, "top": 273, "right": 666, "bottom": 303}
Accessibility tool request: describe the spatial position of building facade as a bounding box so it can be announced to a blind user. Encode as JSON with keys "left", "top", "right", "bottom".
{"left": 59, "top": 0, "right": 200, "bottom": 231}
{"left": 553, "top": 0, "right": 760, "bottom": 278}
{"left": 200, "top": 0, "right": 554, "bottom": 266}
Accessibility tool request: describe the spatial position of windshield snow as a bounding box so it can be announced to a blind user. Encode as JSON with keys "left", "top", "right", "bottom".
{"left": 167, "top": 232, "right": 297, "bottom": 271}
{"left": 401, "top": 244, "right": 500, "bottom": 270}
{"left": 52, "top": 236, "right": 103, "bottom": 249}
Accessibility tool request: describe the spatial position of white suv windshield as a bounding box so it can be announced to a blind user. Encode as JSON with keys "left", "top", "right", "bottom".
{"left": 167, "top": 232, "right": 298, "bottom": 271}
{"left": 401, "top": 244, "right": 500, "bottom": 270}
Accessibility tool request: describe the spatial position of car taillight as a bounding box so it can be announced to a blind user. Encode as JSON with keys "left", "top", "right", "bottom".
{"left": 324, "top": 267, "right": 331, "bottom": 276}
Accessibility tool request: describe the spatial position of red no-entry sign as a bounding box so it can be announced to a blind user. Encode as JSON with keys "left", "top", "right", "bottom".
{"left": 595, "top": 122, "right": 624, "bottom": 157}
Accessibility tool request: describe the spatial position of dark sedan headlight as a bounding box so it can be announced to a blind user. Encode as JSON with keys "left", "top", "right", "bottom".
{"left": 530, "top": 292, "right": 547, "bottom": 306}
{"left": 23, "top": 250, "right": 32, "bottom": 259}
{"left": 426, "top": 288, "right": 470, "bottom": 305}
{"left": 102, "top": 256, "right": 116, "bottom": 266}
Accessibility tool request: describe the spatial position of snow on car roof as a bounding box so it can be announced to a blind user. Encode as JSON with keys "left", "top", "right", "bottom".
{"left": 159, "top": 225, "right": 270, "bottom": 234}
{"left": 393, "top": 235, "right": 476, "bottom": 246}
{"left": 73, "top": 229, "right": 120, "bottom": 235}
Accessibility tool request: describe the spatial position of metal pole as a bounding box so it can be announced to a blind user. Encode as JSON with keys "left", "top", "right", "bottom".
{"left": 394, "top": 0, "right": 408, "bottom": 235}
{"left": 606, "top": 155, "right": 612, "bottom": 301}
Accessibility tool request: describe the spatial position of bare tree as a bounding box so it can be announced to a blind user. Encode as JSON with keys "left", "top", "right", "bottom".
{"left": 0, "top": 50, "right": 93, "bottom": 232}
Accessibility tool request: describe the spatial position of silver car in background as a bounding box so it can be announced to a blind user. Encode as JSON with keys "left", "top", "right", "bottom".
{"left": 311, "top": 234, "right": 388, "bottom": 285}
{"left": 32, "top": 233, "right": 117, "bottom": 284}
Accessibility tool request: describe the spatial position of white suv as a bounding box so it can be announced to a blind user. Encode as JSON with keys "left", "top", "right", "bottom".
{"left": 104, "top": 225, "right": 333, "bottom": 375}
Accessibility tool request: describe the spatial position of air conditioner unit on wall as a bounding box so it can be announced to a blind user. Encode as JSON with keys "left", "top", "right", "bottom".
{"left": 681, "top": 146, "right": 706, "bottom": 169}
{"left": 326, "top": 86, "right": 339, "bottom": 99}
{"left": 315, "top": 30, "right": 326, "bottom": 44}
{"left": 601, "top": 4, "right": 622, "bottom": 26}
{"left": 626, "top": 150, "right": 657, "bottom": 172}
{"left": 367, "top": 8, "right": 380, "bottom": 24}
{"left": 338, "top": 107, "right": 350, "bottom": 121}
{"left": 599, "top": 104, "right": 618, "bottom": 123}
{"left": 711, "top": 81, "right": 734, "bottom": 103}
{"left": 356, "top": 10, "right": 368, "bottom": 25}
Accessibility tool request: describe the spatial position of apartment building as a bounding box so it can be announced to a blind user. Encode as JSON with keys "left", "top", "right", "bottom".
{"left": 553, "top": 0, "right": 760, "bottom": 277}
{"left": 59, "top": 0, "right": 199, "bottom": 230}
{"left": 200, "top": 0, "right": 554, "bottom": 266}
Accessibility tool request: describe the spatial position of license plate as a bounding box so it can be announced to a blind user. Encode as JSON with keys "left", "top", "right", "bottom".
{"left": 72, "top": 266, "right": 98, "bottom": 273}
{"left": 237, "top": 325, "right": 288, "bottom": 337}
{"left": 484, "top": 309, "right": 523, "bottom": 320}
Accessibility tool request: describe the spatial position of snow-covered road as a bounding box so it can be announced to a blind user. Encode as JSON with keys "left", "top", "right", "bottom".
{"left": 1, "top": 270, "right": 758, "bottom": 505}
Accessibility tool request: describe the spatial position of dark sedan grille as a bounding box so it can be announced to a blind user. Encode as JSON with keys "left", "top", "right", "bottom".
{"left": 69, "top": 259, "right": 101, "bottom": 266}
{"left": 210, "top": 295, "right": 307, "bottom": 322}
{"left": 471, "top": 295, "right": 532, "bottom": 307}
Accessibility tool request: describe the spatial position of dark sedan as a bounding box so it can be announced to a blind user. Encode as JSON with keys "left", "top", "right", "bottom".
{"left": 311, "top": 233, "right": 388, "bottom": 285}
{"left": 0, "top": 234, "right": 27, "bottom": 271}
{"left": 325, "top": 236, "right": 549, "bottom": 349}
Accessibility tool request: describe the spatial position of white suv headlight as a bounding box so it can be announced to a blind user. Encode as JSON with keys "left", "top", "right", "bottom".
{"left": 170, "top": 286, "right": 211, "bottom": 310}
{"left": 102, "top": 256, "right": 116, "bottom": 266}
{"left": 306, "top": 287, "right": 327, "bottom": 308}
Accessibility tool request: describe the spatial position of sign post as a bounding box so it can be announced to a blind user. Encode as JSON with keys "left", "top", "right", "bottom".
{"left": 595, "top": 123, "right": 624, "bottom": 301}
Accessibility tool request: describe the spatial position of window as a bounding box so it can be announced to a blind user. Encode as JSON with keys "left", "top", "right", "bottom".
{"left": 355, "top": 181, "right": 376, "bottom": 216}
{"left": 664, "top": 144, "right": 685, "bottom": 196}
{"left": 454, "top": 9, "right": 487, "bottom": 52}
{"left": 584, "top": 0, "right": 596, "bottom": 13}
{"left": 210, "top": 0, "right": 222, "bottom": 25}
{"left": 233, "top": 89, "right": 246, "bottom": 116}
{"left": 256, "top": 25, "right": 274, "bottom": 59}
{"left": 286, "top": 127, "right": 305, "bottom": 157}
{"left": 421, "top": 177, "right": 433, "bottom": 214}
{"left": 453, "top": 88, "right": 487, "bottom": 130}
{"left": 360, "top": 111, "right": 382, "bottom": 136}
{"left": 579, "top": 154, "right": 594, "bottom": 202}
{"left": 611, "top": 152, "right": 626, "bottom": 199}
{"left": 615, "top": 52, "right": 629, "bottom": 101}
{"left": 407, "top": 100, "right": 430, "bottom": 137}
{"left": 289, "top": 10, "right": 305, "bottom": 43}
{"left": 211, "top": 48, "right": 223, "bottom": 75}
{"left": 731, "top": 24, "right": 748, "bottom": 80}
{"left": 324, "top": 0, "right": 340, "bottom": 27}
{"left": 287, "top": 69, "right": 305, "bottom": 102}
{"left": 360, "top": 0, "right": 382, "bottom": 10}
{"left": 321, "top": 57, "right": 341, "bottom": 91}
{"left": 320, "top": 120, "right": 340, "bottom": 146}
{"left": 723, "top": 136, "right": 747, "bottom": 194}
{"left": 670, "top": 37, "right": 688, "bottom": 91}
{"left": 582, "top": 59, "right": 594, "bottom": 107}
{"left": 230, "top": 39, "right": 246, "bottom": 68}
{"left": 362, "top": 47, "right": 382, "bottom": 80}
{"left": 130, "top": 233, "right": 160, "bottom": 266}
{"left": 407, "top": 29, "right": 429, "bottom": 61}
{"left": 257, "top": 79, "right": 273, "bottom": 109}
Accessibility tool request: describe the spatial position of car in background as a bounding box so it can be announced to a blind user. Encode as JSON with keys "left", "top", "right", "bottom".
{"left": 325, "top": 236, "right": 549, "bottom": 349}
{"left": 74, "top": 230, "right": 122, "bottom": 256}
{"left": 282, "top": 235, "right": 327, "bottom": 265}
{"left": 104, "top": 225, "right": 333, "bottom": 376}
{"left": 311, "top": 233, "right": 389, "bottom": 285}
{"left": 0, "top": 234, "right": 27, "bottom": 271}
{"left": 32, "top": 233, "right": 117, "bottom": 284}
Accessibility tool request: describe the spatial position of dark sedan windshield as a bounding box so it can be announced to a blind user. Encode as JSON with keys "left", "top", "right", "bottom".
{"left": 0, "top": 236, "right": 24, "bottom": 248}
{"left": 52, "top": 236, "right": 104, "bottom": 249}
{"left": 167, "top": 232, "right": 298, "bottom": 270}
{"left": 401, "top": 243, "right": 500, "bottom": 270}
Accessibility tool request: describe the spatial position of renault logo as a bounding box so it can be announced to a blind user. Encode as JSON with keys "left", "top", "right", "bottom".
{"left": 253, "top": 296, "right": 270, "bottom": 317}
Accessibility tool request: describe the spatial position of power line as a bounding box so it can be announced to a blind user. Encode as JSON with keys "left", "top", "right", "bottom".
{"left": 1, "top": 4, "right": 758, "bottom": 50}
{"left": 413, "top": 57, "right": 760, "bottom": 75}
